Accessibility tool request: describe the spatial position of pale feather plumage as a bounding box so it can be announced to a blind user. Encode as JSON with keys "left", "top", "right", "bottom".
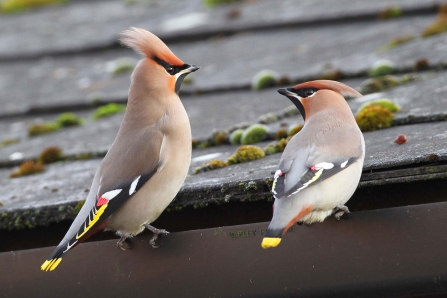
{"left": 263, "top": 80, "right": 365, "bottom": 249}
{"left": 42, "top": 28, "right": 198, "bottom": 271}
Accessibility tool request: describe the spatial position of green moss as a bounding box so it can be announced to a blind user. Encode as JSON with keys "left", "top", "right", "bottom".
{"left": 274, "top": 137, "right": 289, "bottom": 152}
{"left": 105, "top": 57, "right": 137, "bottom": 76}
{"left": 251, "top": 70, "right": 279, "bottom": 90}
{"left": 355, "top": 106, "right": 394, "bottom": 132}
{"left": 204, "top": 0, "right": 241, "bottom": 7}
{"left": 230, "top": 129, "right": 244, "bottom": 145}
{"left": 75, "top": 153, "right": 94, "bottom": 160}
{"left": 213, "top": 131, "right": 229, "bottom": 145}
{"left": 400, "top": 73, "right": 417, "bottom": 83}
{"left": 28, "top": 122, "right": 61, "bottom": 137}
{"left": 38, "top": 146, "right": 64, "bottom": 164}
{"left": 192, "top": 139, "right": 199, "bottom": 149}
{"left": 377, "top": 6, "right": 403, "bottom": 19}
{"left": 0, "top": 138, "right": 20, "bottom": 148}
{"left": 275, "top": 128, "right": 288, "bottom": 140}
{"left": 92, "top": 103, "right": 126, "bottom": 120}
{"left": 422, "top": 15, "right": 447, "bottom": 37}
{"left": 382, "top": 35, "right": 415, "bottom": 50}
{"left": 194, "top": 159, "right": 228, "bottom": 174}
{"left": 288, "top": 124, "right": 303, "bottom": 137}
{"left": 358, "top": 75, "right": 400, "bottom": 94}
{"left": 258, "top": 113, "right": 279, "bottom": 124}
{"left": 0, "top": 0, "right": 67, "bottom": 13}
{"left": 369, "top": 60, "right": 394, "bottom": 77}
{"left": 9, "top": 161, "right": 45, "bottom": 178}
{"left": 319, "top": 70, "right": 345, "bottom": 81}
{"left": 227, "top": 145, "right": 265, "bottom": 165}
{"left": 56, "top": 112, "right": 84, "bottom": 127}
{"left": 359, "top": 99, "right": 400, "bottom": 113}
{"left": 72, "top": 200, "right": 85, "bottom": 215}
{"left": 241, "top": 124, "right": 268, "bottom": 145}
{"left": 264, "top": 144, "right": 279, "bottom": 155}
{"left": 281, "top": 105, "right": 300, "bottom": 118}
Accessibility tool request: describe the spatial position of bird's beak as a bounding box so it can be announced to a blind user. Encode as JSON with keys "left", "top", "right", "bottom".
{"left": 277, "top": 87, "right": 296, "bottom": 97}
{"left": 184, "top": 64, "right": 200, "bottom": 73}
{"left": 277, "top": 87, "right": 306, "bottom": 121}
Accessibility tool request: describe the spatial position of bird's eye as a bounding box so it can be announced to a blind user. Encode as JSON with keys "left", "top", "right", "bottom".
{"left": 304, "top": 88, "right": 315, "bottom": 96}
{"left": 297, "top": 88, "right": 318, "bottom": 98}
{"left": 166, "top": 66, "right": 175, "bottom": 75}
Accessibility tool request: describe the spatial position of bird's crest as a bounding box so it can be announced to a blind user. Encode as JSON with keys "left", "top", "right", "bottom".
{"left": 293, "top": 80, "right": 362, "bottom": 99}
{"left": 120, "top": 27, "right": 184, "bottom": 66}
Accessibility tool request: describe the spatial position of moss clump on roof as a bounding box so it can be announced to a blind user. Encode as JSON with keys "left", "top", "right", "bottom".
{"left": 92, "top": 103, "right": 126, "bottom": 120}
{"left": 275, "top": 128, "right": 288, "bottom": 140}
{"left": 56, "top": 112, "right": 84, "bottom": 127}
{"left": 382, "top": 35, "right": 415, "bottom": 51}
{"left": 241, "top": 124, "right": 268, "bottom": 145}
{"left": 264, "top": 137, "right": 290, "bottom": 156}
{"left": 414, "top": 58, "right": 430, "bottom": 71}
{"left": 107, "top": 57, "right": 137, "bottom": 76}
{"left": 213, "top": 131, "right": 229, "bottom": 146}
{"left": 358, "top": 75, "right": 400, "bottom": 94}
{"left": 355, "top": 106, "right": 394, "bottom": 132}
{"left": 38, "top": 146, "right": 64, "bottom": 164}
{"left": 230, "top": 129, "right": 244, "bottom": 145}
{"left": 194, "top": 159, "right": 228, "bottom": 174}
{"left": 204, "top": 0, "right": 241, "bottom": 7}
{"left": 192, "top": 139, "right": 199, "bottom": 149}
{"left": 0, "top": 0, "right": 67, "bottom": 13}
{"left": 319, "top": 70, "right": 345, "bottom": 81}
{"left": 377, "top": 6, "right": 403, "bottom": 19}
{"left": 258, "top": 112, "right": 279, "bottom": 124}
{"left": 359, "top": 99, "right": 400, "bottom": 113}
{"left": 227, "top": 145, "right": 265, "bottom": 165}
{"left": 251, "top": 70, "right": 279, "bottom": 90}
{"left": 9, "top": 160, "right": 45, "bottom": 178}
{"left": 422, "top": 14, "right": 447, "bottom": 37}
{"left": 288, "top": 124, "right": 303, "bottom": 137}
{"left": 28, "top": 122, "right": 61, "bottom": 137}
{"left": 0, "top": 138, "right": 20, "bottom": 148}
{"left": 369, "top": 60, "right": 395, "bottom": 78}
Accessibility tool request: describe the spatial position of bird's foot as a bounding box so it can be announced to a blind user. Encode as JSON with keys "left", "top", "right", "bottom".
{"left": 144, "top": 224, "right": 169, "bottom": 248}
{"left": 333, "top": 204, "right": 350, "bottom": 220}
{"left": 117, "top": 236, "right": 132, "bottom": 251}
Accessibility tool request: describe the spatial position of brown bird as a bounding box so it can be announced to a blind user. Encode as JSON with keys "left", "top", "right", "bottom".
{"left": 262, "top": 80, "right": 364, "bottom": 249}
{"left": 41, "top": 27, "right": 199, "bottom": 271}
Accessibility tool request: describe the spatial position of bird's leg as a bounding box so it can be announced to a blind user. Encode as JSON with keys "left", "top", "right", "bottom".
{"left": 333, "top": 204, "right": 350, "bottom": 220}
{"left": 117, "top": 236, "right": 132, "bottom": 251}
{"left": 144, "top": 224, "right": 169, "bottom": 248}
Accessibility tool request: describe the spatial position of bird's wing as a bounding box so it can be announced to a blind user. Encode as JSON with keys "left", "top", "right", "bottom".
{"left": 41, "top": 125, "right": 164, "bottom": 271}
{"left": 272, "top": 135, "right": 362, "bottom": 199}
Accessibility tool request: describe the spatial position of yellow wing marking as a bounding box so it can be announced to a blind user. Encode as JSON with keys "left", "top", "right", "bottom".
{"left": 303, "top": 169, "right": 323, "bottom": 186}
{"left": 76, "top": 203, "right": 108, "bottom": 240}
{"left": 41, "top": 258, "right": 62, "bottom": 271}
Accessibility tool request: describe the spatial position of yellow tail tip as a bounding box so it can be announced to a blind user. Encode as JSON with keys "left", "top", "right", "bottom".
{"left": 261, "top": 237, "right": 281, "bottom": 249}
{"left": 41, "top": 258, "right": 62, "bottom": 271}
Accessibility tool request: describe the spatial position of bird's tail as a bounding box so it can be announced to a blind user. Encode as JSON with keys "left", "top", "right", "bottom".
{"left": 41, "top": 246, "right": 66, "bottom": 271}
{"left": 262, "top": 205, "right": 314, "bottom": 249}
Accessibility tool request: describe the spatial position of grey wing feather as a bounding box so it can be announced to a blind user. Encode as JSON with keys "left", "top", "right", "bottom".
{"left": 58, "top": 123, "right": 164, "bottom": 245}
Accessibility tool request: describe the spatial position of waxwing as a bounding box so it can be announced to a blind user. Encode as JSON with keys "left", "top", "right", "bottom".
{"left": 42, "top": 27, "right": 199, "bottom": 271}
{"left": 262, "top": 80, "right": 365, "bottom": 249}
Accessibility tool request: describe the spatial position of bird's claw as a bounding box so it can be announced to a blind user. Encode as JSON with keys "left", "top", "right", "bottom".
{"left": 117, "top": 236, "right": 132, "bottom": 251}
{"left": 144, "top": 224, "right": 169, "bottom": 248}
{"left": 333, "top": 204, "right": 350, "bottom": 220}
